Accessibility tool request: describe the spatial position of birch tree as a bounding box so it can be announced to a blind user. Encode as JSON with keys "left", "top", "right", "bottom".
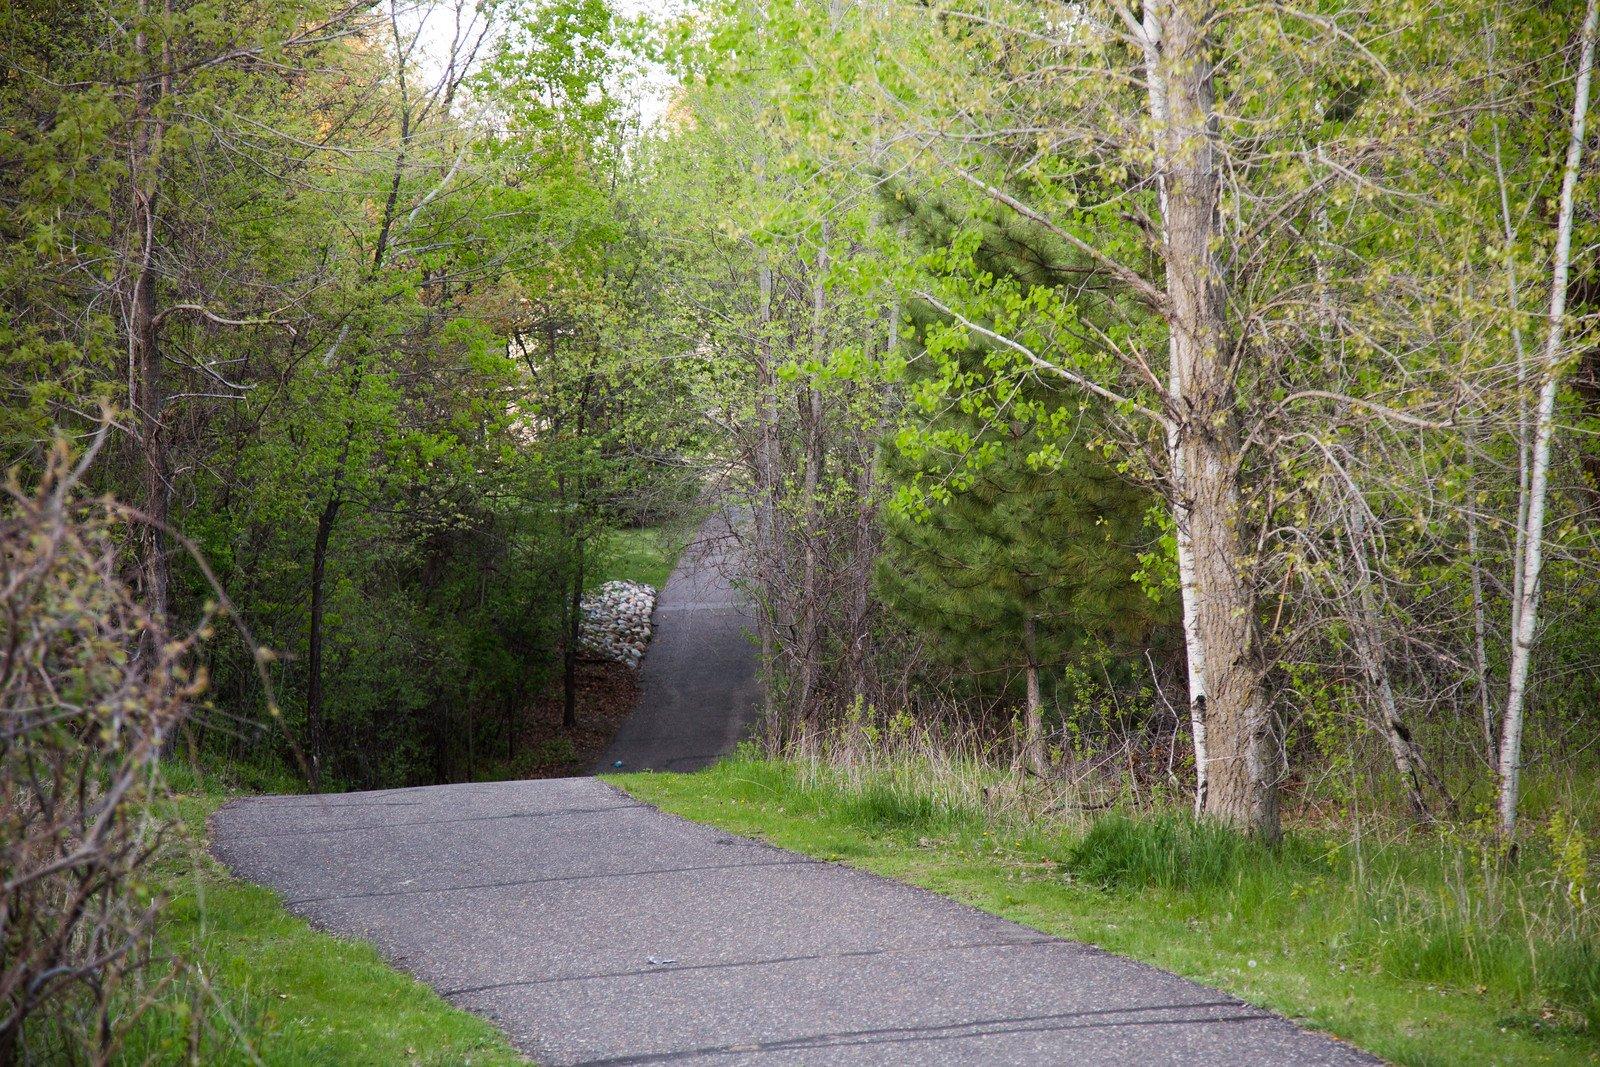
{"left": 1497, "top": 0, "right": 1598, "bottom": 837}
{"left": 751, "top": 0, "right": 1500, "bottom": 835}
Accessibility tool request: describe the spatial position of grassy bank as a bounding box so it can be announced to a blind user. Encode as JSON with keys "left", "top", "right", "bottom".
{"left": 613, "top": 754, "right": 1599, "bottom": 1066}
{"left": 92, "top": 768, "right": 526, "bottom": 1065}
{"left": 590, "top": 523, "right": 690, "bottom": 591}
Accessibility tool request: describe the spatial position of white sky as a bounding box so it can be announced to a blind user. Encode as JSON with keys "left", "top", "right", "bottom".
{"left": 401, "top": 0, "right": 683, "bottom": 132}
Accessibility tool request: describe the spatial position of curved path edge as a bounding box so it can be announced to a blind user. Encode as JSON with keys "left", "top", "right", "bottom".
{"left": 596, "top": 511, "right": 762, "bottom": 773}
{"left": 211, "top": 776, "right": 1375, "bottom": 1065}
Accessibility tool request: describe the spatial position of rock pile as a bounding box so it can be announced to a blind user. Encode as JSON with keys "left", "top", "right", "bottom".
{"left": 578, "top": 580, "right": 657, "bottom": 668}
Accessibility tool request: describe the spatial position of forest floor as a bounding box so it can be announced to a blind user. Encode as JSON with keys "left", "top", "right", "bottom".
{"left": 615, "top": 758, "right": 1600, "bottom": 1067}
{"left": 475, "top": 522, "right": 691, "bottom": 779}
{"left": 486, "top": 660, "right": 641, "bottom": 778}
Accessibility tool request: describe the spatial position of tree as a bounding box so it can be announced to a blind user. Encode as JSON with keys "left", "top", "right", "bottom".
{"left": 1497, "top": 0, "right": 1598, "bottom": 836}
{"left": 881, "top": 416, "right": 1161, "bottom": 774}
{"left": 736, "top": 0, "right": 1536, "bottom": 835}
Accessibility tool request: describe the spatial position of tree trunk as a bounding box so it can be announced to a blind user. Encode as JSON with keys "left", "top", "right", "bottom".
{"left": 1143, "top": 0, "right": 1210, "bottom": 818}
{"left": 132, "top": 224, "right": 169, "bottom": 627}
{"left": 507, "top": 676, "right": 524, "bottom": 761}
{"left": 1346, "top": 505, "right": 1431, "bottom": 819}
{"left": 1466, "top": 480, "right": 1497, "bottom": 761}
{"left": 1499, "top": 0, "right": 1598, "bottom": 838}
{"left": 754, "top": 211, "right": 782, "bottom": 741}
{"left": 306, "top": 493, "right": 341, "bottom": 790}
{"left": 1173, "top": 504, "right": 1211, "bottom": 815}
{"left": 1021, "top": 616, "right": 1046, "bottom": 777}
{"left": 795, "top": 234, "right": 828, "bottom": 728}
{"left": 1155, "top": 0, "right": 1277, "bottom": 837}
{"left": 564, "top": 536, "right": 584, "bottom": 730}
{"left": 128, "top": 0, "right": 171, "bottom": 637}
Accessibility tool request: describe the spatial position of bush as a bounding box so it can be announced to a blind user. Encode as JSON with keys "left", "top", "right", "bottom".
{"left": 0, "top": 437, "right": 227, "bottom": 1060}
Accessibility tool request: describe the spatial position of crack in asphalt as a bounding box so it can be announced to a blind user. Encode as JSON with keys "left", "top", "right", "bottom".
{"left": 442, "top": 937, "right": 1064, "bottom": 996}
{"left": 569, "top": 1001, "right": 1276, "bottom": 1065}
{"left": 284, "top": 856, "right": 820, "bottom": 906}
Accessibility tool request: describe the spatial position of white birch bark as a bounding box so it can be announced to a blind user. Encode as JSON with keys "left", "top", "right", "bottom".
{"left": 1498, "top": 0, "right": 1598, "bottom": 837}
{"left": 1140, "top": 0, "right": 1210, "bottom": 816}
{"left": 1022, "top": 616, "right": 1047, "bottom": 777}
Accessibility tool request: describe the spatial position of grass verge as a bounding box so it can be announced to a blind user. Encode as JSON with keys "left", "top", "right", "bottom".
{"left": 108, "top": 767, "right": 526, "bottom": 1065}
{"left": 612, "top": 755, "right": 1599, "bottom": 1066}
{"left": 590, "top": 523, "right": 689, "bottom": 591}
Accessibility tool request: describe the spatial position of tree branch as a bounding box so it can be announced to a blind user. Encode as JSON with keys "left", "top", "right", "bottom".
{"left": 915, "top": 290, "right": 1169, "bottom": 426}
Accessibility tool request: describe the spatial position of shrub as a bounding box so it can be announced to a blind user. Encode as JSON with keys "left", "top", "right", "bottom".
{"left": 0, "top": 436, "right": 236, "bottom": 1060}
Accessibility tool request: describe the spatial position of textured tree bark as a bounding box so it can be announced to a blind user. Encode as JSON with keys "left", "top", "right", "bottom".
{"left": 1173, "top": 506, "right": 1210, "bottom": 814}
{"left": 1466, "top": 480, "right": 1497, "bottom": 761}
{"left": 132, "top": 218, "right": 169, "bottom": 627}
{"left": 1142, "top": 0, "right": 1211, "bottom": 817}
{"left": 1154, "top": 0, "right": 1277, "bottom": 837}
{"left": 755, "top": 220, "right": 782, "bottom": 741}
{"left": 795, "top": 235, "right": 828, "bottom": 728}
{"left": 1021, "top": 616, "right": 1046, "bottom": 777}
{"left": 1499, "top": 0, "right": 1598, "bottom": 837}
{"left": 128, "top": 0, "right": 171, "bottom": 638}
{"left": 1180, "top": 430, "right": 1275, "bottom": 835}
{"left": 1346, "top": 506, "right": 1430, "bottom": 819}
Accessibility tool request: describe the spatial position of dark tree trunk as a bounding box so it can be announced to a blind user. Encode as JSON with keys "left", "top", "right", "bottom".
{"left": 128, "top": 0, "right": 171, "bottom": 642}
{"left": 795, "top": 237, "right": 828, "bottom": 729}
{"left": 306, "top": 493, "right": 341, "bottom": 789}
{"left": 564, "top": 537, "right": 584, "bottom": 730}
{"left": 133, "top": 238, "right": 169, "bottom": 627}
{"left": 507, "top": 675, "right": 525, "bottom": 760}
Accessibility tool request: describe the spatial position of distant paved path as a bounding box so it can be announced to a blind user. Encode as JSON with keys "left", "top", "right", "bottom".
{"left": 597, "top": 511, "right": 762, "bottom": 773}
{"left": 214, "top": 779, "right": 1371, "bottom": 1064}
{"left": 211, "top": 512, "right": 1374, "bottom": 1064}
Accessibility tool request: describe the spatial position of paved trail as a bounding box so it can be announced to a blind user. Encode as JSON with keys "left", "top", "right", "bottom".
{"left": 212, "top": 517, "right": 1372, "bottom": 1065}
{"left": 596, "top": 514, "right": 761, "bottom": 773}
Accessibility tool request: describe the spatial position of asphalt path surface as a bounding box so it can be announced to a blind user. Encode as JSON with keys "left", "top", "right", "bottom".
{"left": 596, "top": 513, "right": 762, "bottom": 773}
{"left": 212, "top": 516, "right": 1375, "bottom": 1065}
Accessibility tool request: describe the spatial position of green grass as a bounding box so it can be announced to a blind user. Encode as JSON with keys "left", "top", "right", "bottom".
{"left": 612, "top": 755, "right": 1600, "bottom": 1066}
{"left": 103, "top": 768, "right": 527, "bottom": 1065}
{"left": 589, "top": 524, "right": 689, "bottom": 591}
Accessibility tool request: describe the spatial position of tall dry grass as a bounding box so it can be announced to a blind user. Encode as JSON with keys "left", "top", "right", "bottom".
{"left": 758, "top": 705, "right": 1600, "bottom": 1033}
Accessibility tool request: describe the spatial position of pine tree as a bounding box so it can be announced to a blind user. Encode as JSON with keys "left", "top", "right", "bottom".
{"left": 879, "top": 374, "right": 1162, "bottom": 773}
{"left": 874, "top": 175, "right": 1173, "bottom": 772}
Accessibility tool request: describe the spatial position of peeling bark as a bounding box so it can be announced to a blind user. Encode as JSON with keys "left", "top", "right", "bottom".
{"left": 1152, "top": 0, "right": 1277, "bottom": 836}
